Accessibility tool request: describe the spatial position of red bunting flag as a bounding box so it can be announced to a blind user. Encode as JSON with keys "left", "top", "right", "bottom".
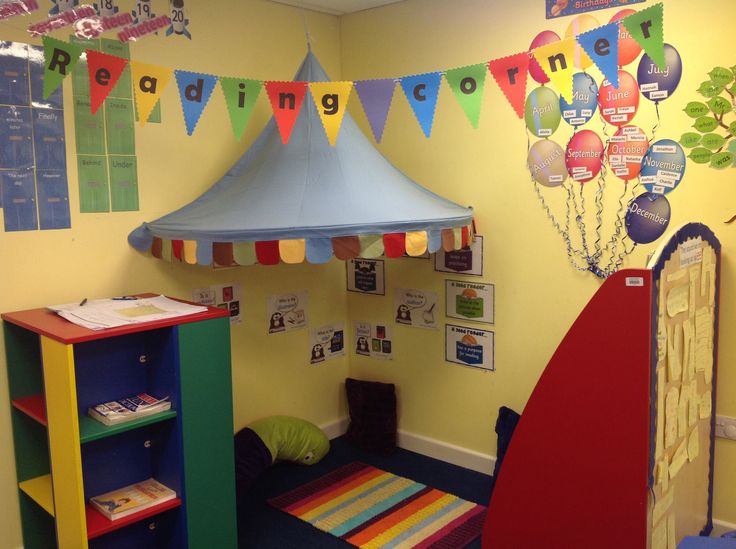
{"left": 488, "top": 52, "right": 530, "bottom": 119}
{"left": 264, "top": 81, "right": 308, "bottom": 144}
{"left": 86, "top": 50, "right": 129, "bottom": 114}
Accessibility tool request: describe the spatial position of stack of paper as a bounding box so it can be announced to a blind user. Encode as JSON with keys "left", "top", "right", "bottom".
{"left": 48, "top": 295, "right": 208, "bottom": 330}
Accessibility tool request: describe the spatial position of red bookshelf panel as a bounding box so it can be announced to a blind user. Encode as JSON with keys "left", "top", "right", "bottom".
{"left": 12, "top": 394, "right": 47, "bottom": 426}
{"left": 85, "top": 497, "right": 182, "bottom": 540}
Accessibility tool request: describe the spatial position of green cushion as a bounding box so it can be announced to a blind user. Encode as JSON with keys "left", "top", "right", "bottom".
{"left": 248, "top": 415, "right": 330, "bottom": 465}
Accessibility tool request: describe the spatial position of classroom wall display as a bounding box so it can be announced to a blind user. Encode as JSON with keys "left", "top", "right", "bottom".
{"left": 434, "top": 234, "right": 483, "bottom": 276}
{"left": 445, "top": 280, "right": 495, "bottom": 324}
{"left": 545, "top": 0, "right": 646, "bottom": 19}
{"left": 266, "top": 291, "right": 308, "bottom": 334}
{"left": 445, "top": 324, "right": 494, "bottom": 371}
{"left": 354, "top": 320, "right": 393, "bottom": 360}
{"left": 191, "top": 282, "right": 242, "bottom": 324}
{"left": 309, "top": 322, "right": 345, "bottom": 365}
{"left": 346, "top": 258, "right": 385, "bottom": 295}
{"left": 394, "top": 288, "right": 438, "bottom": 330}
{"left": 0, "top": 40, "right": 70, "bottom": 231}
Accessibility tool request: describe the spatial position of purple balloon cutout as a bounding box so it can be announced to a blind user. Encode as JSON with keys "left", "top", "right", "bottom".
{"left": 626, "top": 192, "right": 671, "bottom": 244}
{"left": 637, "top": 44, "right": 682, "bottom": 102}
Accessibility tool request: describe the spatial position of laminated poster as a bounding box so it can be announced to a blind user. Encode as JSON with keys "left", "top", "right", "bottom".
{"left": 434, "top": 235, "right": 483, "bottom": 276}
{"left": 445, "top": 324, "right": 494, "bottom": 371}
{"left": 192, "top": 283, "right": 242, "bottom": 324}
{"left": 346, "top": 258, "right": 385, "bottom": 295}
{"left": 354, "top": 320, "right": 393, "bottom": 360}
{"left": 394, "top": 288, "right": 438, "bottom": 330}
{"left": 309, "top": 323, "right": 345, "bottom": 365}
{"left": 267, "top": 291, "right": 308, "bottom": 334}
{"left": 445, "top": 279, "right": 495, "bottom": 324}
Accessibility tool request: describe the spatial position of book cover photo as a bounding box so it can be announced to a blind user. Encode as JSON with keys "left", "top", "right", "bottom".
{"left": 90, "top": 478, "right": 176, "bottom": 520}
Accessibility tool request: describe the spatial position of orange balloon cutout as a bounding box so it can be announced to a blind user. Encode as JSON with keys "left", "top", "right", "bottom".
{"left": 564, "top": 14, "right": 599, "bottom": 70}
{"left": 609, "top": 9, "right": 642, "bottom": 67}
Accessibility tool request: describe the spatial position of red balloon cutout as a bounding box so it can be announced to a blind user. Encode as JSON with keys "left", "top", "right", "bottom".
{"left": 607, "top": 125, "right": 649, "bottom": 181}
{"left": 598, "top": 70, "right": 640, "bottom": 126}
{"left": 528, "top": 30, "right": 561, "bottom": 84}
{"left": 566, "top": 129, "right": 604, "bottom": 184}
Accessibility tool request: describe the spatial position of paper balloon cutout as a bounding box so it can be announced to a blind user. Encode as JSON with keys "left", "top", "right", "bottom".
{"left": 607, "top": 125, "right": 648, "bottom": 181}
{"left": 528, "top": 30, "right": 560, "bottom": 84}
{"left": 527, "top": 139, "right": 567, "bottom": 187}
{"left": 564, "top": 14, "right": 599, "bottom": 70}
{"left": 598, "top": 70, "right": 639, "bottom": 126}
{"left": 609, "top": 9, "right": 642, "bottom": 67}
{"left": 626, "top": 192, "right": 670, "bottom": 244}
{"left": 640, "top": 139, "right": 686, "bottom": 195}
{"left": 565, "top": 129, "right": 604, "bottom": 183}
{"left": 525, "top": 86, "right": 561, "bottom": 137}
{"left": 637, "top": 43, "right": 682, "bottom": 103}
{"left": 560, "top": 72, "right": 598, "bottom": 127}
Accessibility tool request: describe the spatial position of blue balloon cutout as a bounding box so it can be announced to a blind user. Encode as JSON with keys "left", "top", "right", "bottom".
{"left": 640, "top": 139, "right": 686, "bottom": 195}
{"left": 636, "top": 43, "right": 682, "bottom": 102}
{"left": 626, "top": 192, "right": 671, "bottom": 244}
{"left": 560, "top": 72, "right": 598, "bottom": 127}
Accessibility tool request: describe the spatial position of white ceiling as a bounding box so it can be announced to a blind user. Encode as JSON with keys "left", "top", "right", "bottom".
{"left": 267, "top": 0, "right": 405, "bottom": 15}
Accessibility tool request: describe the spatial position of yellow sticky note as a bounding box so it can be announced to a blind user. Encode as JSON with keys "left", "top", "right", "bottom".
{"left": 665, "top": 387, "right": 679, "bottom": 449}
{"left": 652, "top": 519, "right": 667, "bottom": 549}
{"left": 688, "top": 426, "right": 699, "bottom": 462}
{"left": 688, "top": 380, "right": 698, "bottom": 427}
{"left": 667, "top": 513, "right": 676, "bottom": 549}
{"left": 655, "top": 366, "right": 666, "bottom": 459}
{"left": 652, "top": 488, "right": 674, "bottom": 527}
{"left": 669, "top": 439, "right": 687, "bottom": 480}
{"left": 666, "top": 284, "right": 689, "bottom": 317}
{"left": 677, "top": 385, "right": 688, "bottom": 438}
{"left": 700, "top": 391, "right": 712, "bottom": 419}
{"left": 667, "top": 324, "right": 682, "bottom": 382}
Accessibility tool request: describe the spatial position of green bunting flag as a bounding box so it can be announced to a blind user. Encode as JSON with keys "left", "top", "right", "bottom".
{"left": 622, "top": 2, "right": 665, "bottom": 70}
{"left": 219, "top": 77, "right": 263, "bottom": 141}
{"left": 42, "top": 36, "right": 82, "bottom": 99}
{"left": 445, "top": 63, "right": 487, "bottom": 129}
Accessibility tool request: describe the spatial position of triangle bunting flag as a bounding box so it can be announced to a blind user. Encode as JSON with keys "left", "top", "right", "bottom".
{"left": 309, "top": 81, "right": 354, "bottom": 146}
{"left": 86, "top": 50, "right": 129, "bottom": 114}
{"left": 175, "top": 70, "right": 218, "bottom": 135}
{"left": 445, "top": 63, "right": 487, "bottom": 128}
{"left": 42, "top": 36, "right": 81, "bottom": 99}
{"left": 354, "top": 79, "right": 396, "bottom": 143}
{"left": 622, "top": 3, "right": 665, "bottom": 70}
{"left": 264, "top": 81, "right": 308, "bottom": 144}
{"left": 488, "top": 52, "right": 531, "bottom": 119}
{"left": 576, "top": 23, "right": 620, "bottom": 88}
{"left": 219, "top": 77, "right": 262, "bottom": 141}
{"left": 130, "top": 61, "right": 173, "bottom": 126}
{"left": 400, "top": 72, "right": 442, "bottom": 138}
{"left": 531, "top": 36, "right": 577, "bottom": 103}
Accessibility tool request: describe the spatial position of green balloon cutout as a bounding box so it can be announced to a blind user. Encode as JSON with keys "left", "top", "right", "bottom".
{"left": 525, "top": 86, "right": 562, "bottom": 138}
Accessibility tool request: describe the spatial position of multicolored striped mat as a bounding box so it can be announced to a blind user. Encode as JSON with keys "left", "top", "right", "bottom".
{"left": 268, "top": 461, "right": 486, "bottom": 548}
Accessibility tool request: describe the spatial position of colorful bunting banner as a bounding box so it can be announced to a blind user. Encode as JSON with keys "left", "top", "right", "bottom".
{"left": 445, "top": 64, "right": 487, "bottom": 129}
{"left": 309, "top": 81, "right": 353, "bottom": 146}
{"left": 531, "top": 36, "right": 577, "bottom": 103}
{"left": 576, "top": 22, "right": 620, "bottom": 89}
{"left": 130, "top": 60, "right": 172, "bottom": 125}
{"left": 42, "top": 36, "right": 81, "bottom": 99}
{"left": 264, "top": 81, "right": 308, "bottom": 144}
{"left": 400, "top": 72, "right": 442, "bottom": 138}
{"left": 219, "top": 77, "right": 262, "bottom": 141}
{"left": 86, "top": 49, "right": 128, "bottom": 114}
{"left": 622, "top": 3, "right": 665, "bottom": 70}
{"left": 174, "top": 70, "right": 218, "bottom": 135}
{"left": 353, "top": 78, "right": 396, "bottom": 143}
{"left": 488, "top": 52, "right": 530, "bottom": 119}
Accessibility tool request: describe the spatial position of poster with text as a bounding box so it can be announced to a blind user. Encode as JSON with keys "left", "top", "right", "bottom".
{"left": 446, "top": 280, "right": 495, "bottom": 324}
{"left": 346, "top": 258, "right": 385, "bottom": 295}
{"left": 394, "top": 288, "right": 438, "bottom": 329}
{"left": 309, "top": 322, "right": 345, "bottom": 365}
{"left": 354, "top": 320, "right": 393, "bottom": 360}
{"left": 192, "top": 283, "right": 242, "bottom": 323}
{"left": 267, "top": 291, "right": 308, "bottom": 334}
{"left": 545, "top": 0, "right": 644, "bottom": 19}
{"left": 434, "top": 235, "right": 483, "bottom": 276}
{"left": 445, "top": 324, "right": 494, "bottom": 371}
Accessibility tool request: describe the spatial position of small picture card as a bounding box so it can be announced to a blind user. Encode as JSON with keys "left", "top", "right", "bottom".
{"left": 445, "top": 324, "right": 494, "bottom": 371}
{"left": 354, "top": 320, "right": 393, "bottom": 360}
{"left": 394, "top": 288, "right": 438, "bottom": 329}
{"left": 446, "top": 280, "right": 494, "bottom": 324}
{"left": 192, "top": 283, "right": 242, "bottom": 323}
{"left": 346, "top": 258, "right": 385, "bottom": 295}
{"left": 266, "top": 291, "right": 308, "bottom": 334}
{"left": 434, "top": 235, "right": 483, "bottom": 276}
{"left": 309, "top": 322, "right": 345, "bottom": 365}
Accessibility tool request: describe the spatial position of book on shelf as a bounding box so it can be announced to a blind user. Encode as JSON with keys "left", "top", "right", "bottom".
{"left": 88, "top": 393, "right": 171, "bottom": 426}
{"left": 89, "top": 478, "right": 176, "bottom": 520}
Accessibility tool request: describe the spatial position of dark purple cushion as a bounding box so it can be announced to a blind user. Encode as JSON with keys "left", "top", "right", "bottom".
{"left": 345, "top": 377, "right": 397, "bottom": 453}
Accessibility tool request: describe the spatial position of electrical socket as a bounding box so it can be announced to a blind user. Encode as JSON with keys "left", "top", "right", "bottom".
{"left": 715, "top": 415, "right": 736, "bottom": 440}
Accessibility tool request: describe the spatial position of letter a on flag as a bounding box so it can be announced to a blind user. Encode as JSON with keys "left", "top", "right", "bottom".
{"left": 86, "top": 50, "right": 128, "bottom": 114}
{"left": 488, "top": 52, "right": 530, "bottom": 119}
{"left": 308, "top": 81, "right": 353, "bottom": 146}
{"left": 532, "top": 37, "right": 576, "bottom": 103}
{"left": 264, "top": 81, "right": 308, "bottom": 144}
{"left": 131, "top": 61, "right": 172, "bottom": 126}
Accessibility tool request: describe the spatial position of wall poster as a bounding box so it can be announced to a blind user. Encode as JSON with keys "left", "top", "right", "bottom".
{"left": 446, "top": 279, "right": 495, "bottom": 324}
{"left": 434, "top": 235, "right": 483, "bottom": 276}
{"left": 354, "top": 320, "right": 393, "bottom": 360}
{"left": 346, "top": 258, "right": 385, "bottom": 295}
{"left": 309, "top": 322, "right": 345, "bottom": 365}
{"left": 266, "top": 291, "right": 308, "bottom": 334}
{"left": 445, "top": 324, "right": 494, "bottom": 371}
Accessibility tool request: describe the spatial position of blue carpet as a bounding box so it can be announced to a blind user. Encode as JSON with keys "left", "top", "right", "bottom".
{"left": 237, "top": 435, "right": 494, "bottom": 548}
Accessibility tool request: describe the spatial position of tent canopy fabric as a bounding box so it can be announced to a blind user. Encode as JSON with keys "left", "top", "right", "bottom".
{"left": 128, "top": 51, "right": 473, "bottom": 265}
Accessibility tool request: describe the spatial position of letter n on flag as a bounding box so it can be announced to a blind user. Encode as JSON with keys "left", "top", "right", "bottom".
{"left": 86, "top": 50, "right": 128, "bottom": 114}
{"left": 488, "top": 52, "right": 530, "bottom": 119}
{"left": 264, "top": 81, "right": 308, "bottom": 144}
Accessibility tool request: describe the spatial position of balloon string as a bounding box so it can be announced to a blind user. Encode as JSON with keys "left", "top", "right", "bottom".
{"left": 592, "top": 167, "right": 606, "bottom": 262}
{"left": 563, "top": 180, "right": 588, "bottom": 260}
{"left": 599, "top": 180, "right": 630, "bottom": 269}
{"left": 651, "top": 101, "right": 661, "bottom": 142}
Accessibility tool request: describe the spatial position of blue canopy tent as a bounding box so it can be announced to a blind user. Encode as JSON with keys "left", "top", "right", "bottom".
{"left": 128, "top": 51, "right": 474, "bottom": 266}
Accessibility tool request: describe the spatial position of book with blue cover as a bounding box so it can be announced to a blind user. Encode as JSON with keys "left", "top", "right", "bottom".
{"left": 88, "top": 393, "right": 171, "bottom": 426}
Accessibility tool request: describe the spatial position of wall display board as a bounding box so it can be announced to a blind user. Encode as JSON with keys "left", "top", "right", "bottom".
{"left": 445, "top": 324, "right": 494, "bottom": 371}
{"left": 346, "top": 258, "right": 385, "bottom": 295}
{"left": 445, "top": 279, "right": 495, "bottom": 324}
{"left": 434, "top": 235, "right": 483, "bottom": 276}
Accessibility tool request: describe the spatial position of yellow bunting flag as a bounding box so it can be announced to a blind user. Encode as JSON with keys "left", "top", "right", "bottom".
{"left": 279, "top": 239, "right": 306, "bottom": 264}
{"left": 531, "top": 36, "right": 576, "bottom": 103}
{"left": 130, "top": 61, "right": 172, "bottom": 126}
{"left": 182, "top": 240, "right": 197, "bottom": 264}
{"left": 405, "top": 231, "right": 428, "bottom": 256}
{"left": 308, "top": 81, "right": 354, "bottom": 146}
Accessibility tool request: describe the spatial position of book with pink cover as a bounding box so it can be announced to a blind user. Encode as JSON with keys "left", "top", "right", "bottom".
{"left": 89, "top": 478, "right": 176, "bottom": 520}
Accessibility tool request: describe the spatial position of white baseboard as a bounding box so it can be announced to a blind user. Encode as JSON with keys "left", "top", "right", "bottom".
{"left": 712, "top": 518, "right": 736, "bottom": 536}
{"left": 319, "top": 417, "right": 495, "bottom": 475}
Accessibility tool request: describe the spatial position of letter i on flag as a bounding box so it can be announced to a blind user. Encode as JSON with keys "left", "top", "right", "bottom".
{"left": 445, "top": 63, "right": 487, "bottom": 128}
{"left": 86, "top": 50, "right": 129, "bottom": 114}
{"left": 400, "top": 72, "right": 442, "bottom": 138}
{"left": 309, "top": 81, "right": 353, "bottom": 146}
{"left": 531, "top": 37, "right": 576, "bottom": 103}
{"left": 488, "top": 52, "right": 530, "bottom": 119}
{"left": 131, "top": 61, "right": 172, "bottom": 126}
{"left": 353, "top": 78, "right": 396, "bottom": 143}
{"left": 42, "top": 36, "right": 82, "bottom": 99}
{"left": 264, "top": 81, "right": 308, "bottom": 144}
{"left": 175, "top": 70, "right": 218, "bottom": 135}
{"left": 219, "top": 77, "right": 262, "bottom": 141}
{"left": 622, "top": 3, "right": 665, "bottom": 70}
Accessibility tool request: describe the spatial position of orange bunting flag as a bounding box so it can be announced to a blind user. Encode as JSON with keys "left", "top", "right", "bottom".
{"left": 308, "top": 81, "right": 354, "bottom": 146}
{"left": 265, "top": 81, "right": 308, "bottom": 144}
{"left": 130, "top": 60, "right": 172, "bottom": 126}
{"left": 488, "top": 52, "right": 531, "bottom": 119}
{"left": 531, "top": 36, "right": 576, "bottom": 103}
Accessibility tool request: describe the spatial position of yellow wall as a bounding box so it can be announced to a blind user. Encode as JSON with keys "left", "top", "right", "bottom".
{"left": 1, "top": 0, "right": 735, "bottom": 547}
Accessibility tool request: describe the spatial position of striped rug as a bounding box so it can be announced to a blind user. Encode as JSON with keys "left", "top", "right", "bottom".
{"left": 268, "top": 461, "right": 486, "bottom": 548}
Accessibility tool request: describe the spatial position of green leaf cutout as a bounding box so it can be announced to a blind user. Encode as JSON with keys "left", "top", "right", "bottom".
{"left": 680, "top": 132, "right": 702, "bottom": 148}
{"left": 689, "top": 147, "right": 713, "bottom": 164}
{"left": 710, "top": 151, "right": 734, "bottom": 169}
{"left": 697, "top": 81, "right": 724, "bottom": 98}
{"left": 709, "top": 67, "right": 734, "bottom": 86}
{"left": 708, "top": 96, "right": 731, "bottom": 115}
{"left": 701, "top": 133, "right": 726, "bottom": 150}
{"left": 693, "top": 116, "right": 720, "bottom": 132}
{"left": 729, "top": 140, "right": 736, "bottom": 154}
{"left": 729, "top": 121, "right": 736, "bottom": 137}
{"left": 683, "top": 101, "right": 709, "bottom": 118}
